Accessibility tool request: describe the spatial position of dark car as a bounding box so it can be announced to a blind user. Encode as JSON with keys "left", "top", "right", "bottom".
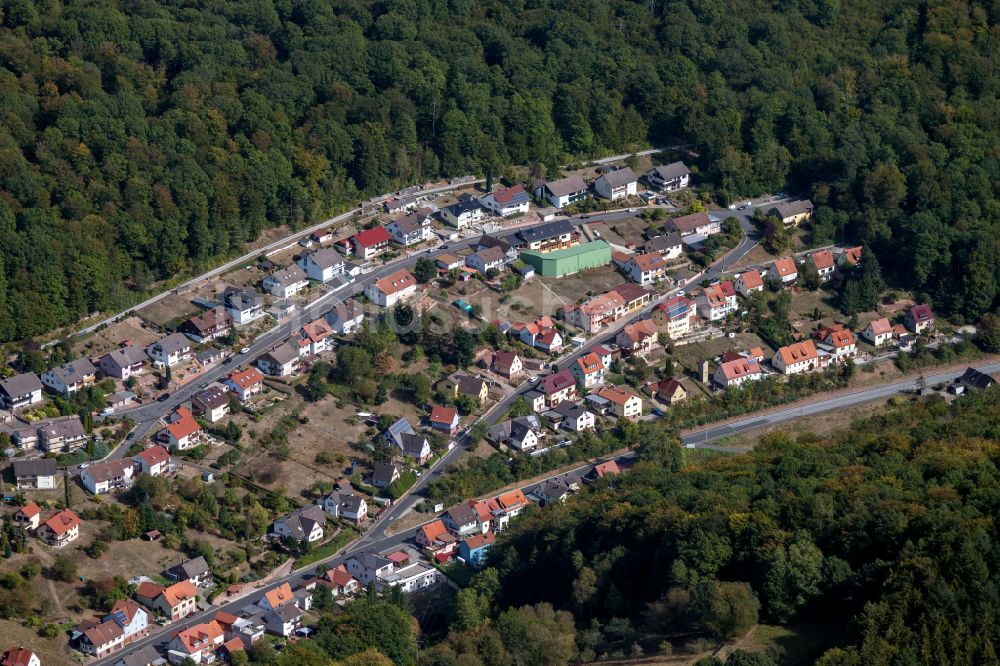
{"left": 156, "top": 393, "right": 171, "bottom": 402}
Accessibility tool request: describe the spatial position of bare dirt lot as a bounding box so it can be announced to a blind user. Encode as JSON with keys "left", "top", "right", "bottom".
{"left": 73, "top": 316, "right": 161, "bottom": 358}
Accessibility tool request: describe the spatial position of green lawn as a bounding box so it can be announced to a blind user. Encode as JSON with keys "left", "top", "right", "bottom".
{"left": 296, "top": 529, "right": 358, "bottom": 568}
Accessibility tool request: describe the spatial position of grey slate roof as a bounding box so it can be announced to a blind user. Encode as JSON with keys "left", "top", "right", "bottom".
{"left": 651, "top": 161, "right": 690, "bottom": 180}
{"left": 371, "top": 462, "right": 399, "bottom": 487}
{"left": 446, "top": 502, "right": 479, "bottom": 526}
{"left": 543, "top": 175, "right": 588, "bottom": 198}
{"left": 518, "top": 219, "right": 575, "bottom": 244}
{"left": 48, "top": 358, "right": 96, "bottom": 385}
{"left": 224, "top": 287, "right": 263, "bottom": 310}
{"left": 167, "top": 556, "right": 210, "bottom": 581}
{"left": 400, "top": 433, "right": 428, "bottom": 457}
{"left": 273, "top": 505, "right": 327, "bottom": 541}
{"left": 599, "top": 167, "right": 636, "bottom": 187}
{"left": 151, "top": 332, "right": 191, "bottom": 355}
{"left": 12, "top": 458, "right": 57, "bottom": 477}
{"left": 0, "top": 373, "right": 42, "bottom": 397}
{"left": 267, "top": 265, "right": 307, "bottom": 286}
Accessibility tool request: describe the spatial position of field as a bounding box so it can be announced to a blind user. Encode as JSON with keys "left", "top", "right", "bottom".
{"left": 591, "top": 215, "right": 659, "bottom": 248}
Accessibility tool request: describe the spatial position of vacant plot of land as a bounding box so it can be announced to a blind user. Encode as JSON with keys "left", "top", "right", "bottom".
{"left": 596, "top": 215, "right": 658, "bottom": 247}
{"left": 481, "top": 265, "right": 627, "bottom": 324}
{"left": 138, "top": 292, "right": 203, "bottom": 327}
{"left": 672, "top": 331, "right": 771, "bottom": 375}
{"left": 73, "top": 316, "right": 161, "bottom": 358}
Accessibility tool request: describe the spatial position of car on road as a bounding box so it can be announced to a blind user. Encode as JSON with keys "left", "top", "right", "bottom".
{"left": 223, "top": 357, "right": 233, "bottom": 364}
{"left": 240, "top": 347, "right": 251, "bottom": 354}
{"left": 126, "top": 432, "right": 136, "bottom": 441}
{"left": 156, "top": 393, "right": 171, "bottom": 402}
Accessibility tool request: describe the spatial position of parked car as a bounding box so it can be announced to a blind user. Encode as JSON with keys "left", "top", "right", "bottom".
{"left": 240, "top": 347, "right": 251, "bottom": 354}
{"left": 156, "top": 393, "right": 171, "bottom": 402}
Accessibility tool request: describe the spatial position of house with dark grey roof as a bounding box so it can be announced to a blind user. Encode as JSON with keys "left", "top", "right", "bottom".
{"left": 256, "top": 341, "right": 300, "bottom": 377}
{"left": 269, "top": 505, "right": 327, "bottom": 543}
{"left": 326, "top": 300, "right": 365, "bottom": 335}
{"left": 439, "top": 199, "right": 485, "bottom": 228}
{"left": 646, "top": 162, "right": 690, "bottom": 191}
{"left": 223, "top": 288, "right": 264, "bottom": 325}
{"left": 37, "top": 415, "right": 88, "bottom": 452}
{"left": 146, "top": 333, "right": 193, "bottom": 368}
{"left": 594, "top": 167, "right": 637, "bottom": 200}
{"left": 958, "top": 367, "right": 998, "bottom": 392}
{"left": 768, "top": 199, "right": 814, "bottom": 227}
{"left": 399, "top": 433, "right": 431, "bottom": 464}
{"left": 535, "top": 175, "right": 589, "bottom": 208}
{"left": 80, "top": 459, "right": 135, "bottom": 494}
{"left": 41, "top": 358, "right": 97, "bottom": 395}
{"left": 296, "top": 248, "right": 346, "bottom": 283}
{"left": 99, "top": 346, "right": 148, "bottom": 380}
{"left": 12, "top": 459, "right": 58, "bottom": 490}
{"left": 191, "top": 386, "right": 230, "bottom": 423}
{"left": 0, "top": 373, "right": 43, "bottom": 410}
{"left": 371, "top": 462, "right": 400, "bottom": 489}
{"left": 165, "top": 556, "right": 212, "bottom": 587}
{"left": 516, "top": 219, "right": 579, "bottom": 253}
{"left": 262, "top": 265, "right": 308, "bottom": 298}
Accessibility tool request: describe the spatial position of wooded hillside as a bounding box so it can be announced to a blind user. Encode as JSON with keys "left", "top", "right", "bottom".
{"left": 0, "top": 0, "right": 998, "bottom": 341}
{"left": 473, "top": 390, "right": 1000, "bottom": 663}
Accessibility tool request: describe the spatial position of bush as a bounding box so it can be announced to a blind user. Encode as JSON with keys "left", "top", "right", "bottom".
{"left": 50, "top": 555, "right": 77, "bottom": 582}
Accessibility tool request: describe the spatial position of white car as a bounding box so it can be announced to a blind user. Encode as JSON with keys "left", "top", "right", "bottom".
{"left": 240, "top": 347, "right": 251, "bottom": 354}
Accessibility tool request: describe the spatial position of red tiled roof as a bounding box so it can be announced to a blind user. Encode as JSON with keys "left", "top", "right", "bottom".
{"left": 263, "top": 583, "right": 294, "bottom": 609}
{"left": 464, "top": 531, "right": 496, "bottom": 549}
{"left": 228, "top": 367, "right": 263, "bottom": 390}
{"left": 353, "top": 226, "right": 391, "bottom": 248}
{"left": 772, "top": 257, "right": 797, "bottom": 277}
{"left": 165, "top": 407, "right": 201, "bottom": 440}
{"left": 595, "top": 385, "right": 639, "bottom": 406}
{"left": 17, "top": 502, "right": 40, "bottom": 519}
{"left": 868, "top": 317, "right": 892, "bottom": 335}
{"left": 136, "top": 581, "right": 165, "bottom": 600}
{"left": 430, "top": 405, "right": 458, "bottom": 424}
{"left": 739, "top": 270, "right": 763, "bottom": 289}
{"left": 592, "top": 461, "right": 621, "bottom": 477}
{"left": 811, "top": 250, "right": 834, "bottom": 270}
{"left": 497, "top": 488, "right": 528, "bottom": 510}
{"left": 418, "top": 520, "right": 450, "bottom": 544}
{"left": 491, "top": 184, "right": 527, "bottom": 205}
{"left": 174, "top": 621, "right": 223, "bottom": 654}
{"left": 136, "top": 444, "right": 169, "bottom": 466}
{"left": 717, "top": 357, "right": 760, "bottom": 381}
{"left": 163, "top": 580, "right": 198, "bottom": 608}
{"left": 325, "top": 565, "right": 355, "bottom": 587}
{"left": 776, "top": 339, "right": 818, "bottom": 365}
{"left": 1, "top": 648, "right": 38, "bottom": 666}
{"left": 43, "top": 508, "right": 79, "bottom": 536}
{"left": 373, "top": 269, "right": 417, "bottom": 296}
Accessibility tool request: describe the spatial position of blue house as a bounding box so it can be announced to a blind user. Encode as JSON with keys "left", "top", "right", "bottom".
{"left": 459, "top": 531, "right": 495, "bottom": 567}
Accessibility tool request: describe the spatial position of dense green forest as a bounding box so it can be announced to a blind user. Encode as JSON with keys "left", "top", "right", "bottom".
{"left": 450, "top": 390, "right": 1000, "bottom": 664}
{"left": 0, "top": 0, "right": 999, "bottom": 341}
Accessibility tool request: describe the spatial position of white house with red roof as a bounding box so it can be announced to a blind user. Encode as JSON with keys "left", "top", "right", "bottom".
{"left": 570, "top": 352, "right": 606, "bottom": 388}
{"left": 594, "top": 385, "right": 643, "bottom": 420}
{"left": 364, "top": 269, "right": 418, "bottom": 307}
{"left": 622, "top": 252, "right": 668, "bottom": 285}
{"left": 134, "top": 444, "right": 171, "bottom": 476}
{"left": 736, "top": 269, "right": 764, "bottom": 296}
{"left": 810, "top": 250, "right": 835, "bottom": 281}
{"left": 696, "top": 281, "right": 738, "bottom": 321}
{"left": 429, "top": 405, "right": 460, "bottom": 434}
{"left": 513, "top": 316, "right": 563, "bottom": 353}
{"left": 166, "top": 621, "right": 224, "bottom": 664}
{"left": 161, "top": 407, "right": 201, "bottom": 450}
{"left": 541, "top": 369, "right": 577, "bottom": 407}
{"left": 652, "top": 295, "right": 695, "bottom": 339}
{"left": 862, "top": 317, "right": 894, "bottom": 347}
{"left": 773, "top": 339, "right": 824, "bottom": 375}
{"left": 351, "top": 226, "right": 392, "bottom": 261}
{"left": 713, "top": 356, "right": 762, "bottom": 389}
{"left": 768, "top": 257, "right": 798, "bottom": 285}
{"left": 1, "top": 648, "right": 39, "bottom": 666}
{"left": 293, "top": 318, "right": 334, "bottom": 357}
{"left": 823, "top": 327, "right": 857, "bottom": 359}
{"left": 38, "top": 508, "right": 80, "bottom": 547}
{"left": 12, "top": 502, "right": 41, "bottom": 531}
{"left": 480, "top": 184, "right": 531, "bottom": 216}
{"left": 905, "top": 304, "right": 935, "bottom": 333}
{"left": 615, "top": 319, "right": 659, "bottom": 355}
{"left": 224, "top": 367, "right": 264, "bottom": 402}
